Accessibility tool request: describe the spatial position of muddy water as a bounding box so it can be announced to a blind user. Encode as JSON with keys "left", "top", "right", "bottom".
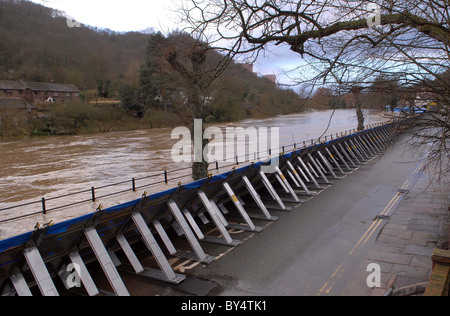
{"left": 0, "top": 109, "right": 388, "bottom": 238}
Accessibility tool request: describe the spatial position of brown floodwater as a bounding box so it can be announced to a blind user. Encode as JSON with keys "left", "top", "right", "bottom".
{"left": 0, "top": 109, "right": 389, "bottom": 238}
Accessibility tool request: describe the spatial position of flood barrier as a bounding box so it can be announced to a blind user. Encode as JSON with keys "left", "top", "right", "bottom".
{"left": 0, "top": 120, "right": 409, "bottom": 296}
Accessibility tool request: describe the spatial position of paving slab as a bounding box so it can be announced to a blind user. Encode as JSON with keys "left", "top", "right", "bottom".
{"left": 342, "top": 150, "right": 449, "bottom": 296}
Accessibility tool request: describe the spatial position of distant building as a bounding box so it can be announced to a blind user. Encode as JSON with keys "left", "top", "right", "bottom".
{"left": 0, "top": 80, "right": 80, "bottom": 103}
{"left": 239, "top": 62, "right": 277, "bottom": 85}
{"left": 0, "top": 81, "right": 26, "bottom": 98}
{"left": 263, "top": 74, "right": 277, "bottom": 84}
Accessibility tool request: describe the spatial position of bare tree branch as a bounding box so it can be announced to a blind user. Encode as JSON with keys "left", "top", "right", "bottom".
{"left": 177, "top": 0, "right": 450, "bottom": 176}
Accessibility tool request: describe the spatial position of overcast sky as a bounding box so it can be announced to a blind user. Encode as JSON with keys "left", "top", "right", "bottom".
{"left": 30, "top": 0, "right": 302, "bottom": 87}
{"left": 31, "top": 0, "right": 180, "bottom": 32}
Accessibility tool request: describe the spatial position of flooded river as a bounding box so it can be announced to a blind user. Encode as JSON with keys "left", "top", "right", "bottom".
{"left": 0, "top": 109, "right": 389, "bottom": 238}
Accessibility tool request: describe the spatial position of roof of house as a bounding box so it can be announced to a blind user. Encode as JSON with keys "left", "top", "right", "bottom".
{"left": 24, "top": 82, "right": 80, "bottom": 93}
{"left": 0, "top": 80, "right": 80, "bottom": 93}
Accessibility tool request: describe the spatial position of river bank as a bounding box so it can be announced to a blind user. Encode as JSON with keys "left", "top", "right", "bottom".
{"left": 0, "top": 103, "right": 183, "bottom": 139}
{"left": 0, "top": 101, "right": 384, "bottom": 141}
{"left": 0, "top": 109, "right": 389, "bottom": 200}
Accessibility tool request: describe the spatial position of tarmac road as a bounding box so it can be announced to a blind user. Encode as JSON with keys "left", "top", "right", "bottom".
{"left": 182, "top": 137, "right": 429, "bottom": 296}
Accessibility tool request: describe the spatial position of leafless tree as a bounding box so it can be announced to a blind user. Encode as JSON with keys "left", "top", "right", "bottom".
{"left": 178, "top": 0, "right": 450, "bottom": 175}
{"left": 163, "top": 32, "right": 235, "bottom": 180}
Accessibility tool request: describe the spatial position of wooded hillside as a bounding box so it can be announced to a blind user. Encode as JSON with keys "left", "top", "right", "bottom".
{"left": 0, "top": 0, "right": 148, "bottom": 91}
{"left": 0, "top": 0, "right": 306, "bottom": 125}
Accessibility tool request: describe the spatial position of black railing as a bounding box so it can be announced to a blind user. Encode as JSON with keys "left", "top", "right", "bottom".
{"left": 0, "top": 123, "right": 387, "bottom": 224}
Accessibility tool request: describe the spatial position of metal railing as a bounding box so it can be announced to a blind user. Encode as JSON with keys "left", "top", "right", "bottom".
{"left": 0, "top": 122, "right": 389, "bottom": 224}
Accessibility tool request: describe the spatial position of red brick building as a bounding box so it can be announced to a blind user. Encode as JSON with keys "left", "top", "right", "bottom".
{"left": 0, "top": 80, "right": 80, "bottom": 103}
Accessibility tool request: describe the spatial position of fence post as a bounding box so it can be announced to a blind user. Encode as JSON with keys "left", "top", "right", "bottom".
{"left": 132, "top": 178, "right": 136, "bottom": 192}
{"left": 164, "top": 171, "right": 168, "bottom": 184}
{"left": 42, "top": 198, "right": 46, "bottom": 215}
{"left": 91, "top": 187, "right": 96, "bottom": 202}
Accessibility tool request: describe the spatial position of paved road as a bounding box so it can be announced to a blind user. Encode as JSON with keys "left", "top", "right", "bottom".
{"left": 183, "top": 137, "right": 429, "bottom": 296}
{"left": 116, "top": 135, "right": 447, "bottom": 297}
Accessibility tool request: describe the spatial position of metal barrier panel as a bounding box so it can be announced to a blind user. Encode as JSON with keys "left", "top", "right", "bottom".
{"left": 84, "top": 227, "right": 129, "bottom": 296}
{"left": 23, "top": 246, "right": 59, "bottom": 296}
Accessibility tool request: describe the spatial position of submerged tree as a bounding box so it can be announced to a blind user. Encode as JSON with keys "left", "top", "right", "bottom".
{"left": 163, "top": 32, "right": 235, "bottom": 180}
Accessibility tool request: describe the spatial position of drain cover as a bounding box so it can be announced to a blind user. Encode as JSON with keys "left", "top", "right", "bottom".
{"left": 393, "top": 275, "right": 427, "bottom": 289}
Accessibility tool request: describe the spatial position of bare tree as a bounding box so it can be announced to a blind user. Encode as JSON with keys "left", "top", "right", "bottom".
{"left": 163, "top": 32, "right": 235, "bottom": 180}
{"left": 178, "top": 0, "right": 450, "bottom": 174}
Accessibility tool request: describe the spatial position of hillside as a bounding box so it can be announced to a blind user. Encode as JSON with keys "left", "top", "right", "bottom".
{"left": 0, "top": 0, "right": 148, "bottom": 90}
{"left": 0, "top": 0, "right": 307, "bottom": 137}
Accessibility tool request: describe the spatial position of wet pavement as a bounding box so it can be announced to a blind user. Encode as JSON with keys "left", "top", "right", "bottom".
{"left": 80, "top": 134, "right": 448, "bottom": 297}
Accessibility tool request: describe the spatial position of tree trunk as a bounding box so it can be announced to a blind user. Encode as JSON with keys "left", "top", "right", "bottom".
{"left": 356, "top": 102, "right": 365, "bottom": 131}
{"left": 165, "top": 42, "right": 211, "bottom": 180}
{"left": 191, "top": 124, "right": 209, "bottom": 181}
{"left": 352, "top": 87, "right": 365, "bottom": 131}
{"left": 192, "top": 160, "right": 209, "bottom": 181}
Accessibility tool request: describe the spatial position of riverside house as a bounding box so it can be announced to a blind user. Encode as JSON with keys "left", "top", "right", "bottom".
{"left": 0, "top": 79, "right": 80, "bottom": 127}
{"left": 0, "top": 80, "right": 80, "bottom": 103}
